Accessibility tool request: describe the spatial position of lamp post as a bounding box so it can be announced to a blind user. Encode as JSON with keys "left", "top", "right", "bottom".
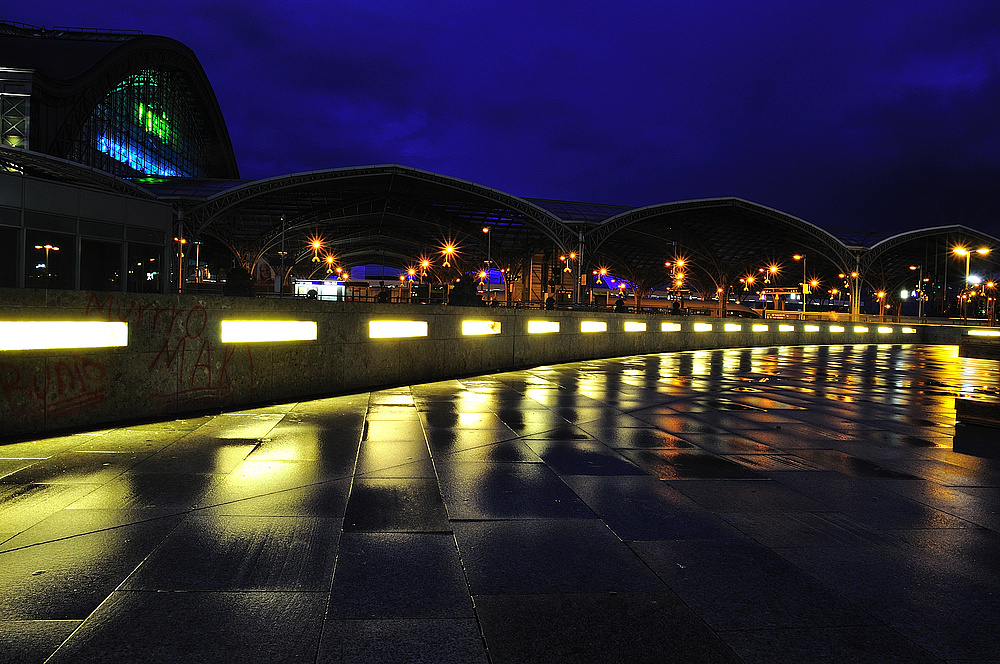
{"left": 792, "top": 254, "right": 806, "bottom": 319}
{"left": 482, "top": 226, "right": 491, "bottom": 304}
{"left": 909, "top": 265, "right": 924, "bottom": 318}
{"left": 33, "top": 244, "right": 59, "bottom": 287}
{"left": 277, "top": 216, "right": 286, "bottom": 296}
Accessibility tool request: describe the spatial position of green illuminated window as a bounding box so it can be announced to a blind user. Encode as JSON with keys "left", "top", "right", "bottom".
{"left": 71, "top": 69, "right": 210, "bottom": 177}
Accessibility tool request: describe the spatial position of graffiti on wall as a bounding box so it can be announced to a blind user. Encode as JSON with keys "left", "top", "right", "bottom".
{"left": 84, "top": 292, "right": 254, "bottom": 408}
{"left": 0, "top": 355, "right": 107, "bottom": 424}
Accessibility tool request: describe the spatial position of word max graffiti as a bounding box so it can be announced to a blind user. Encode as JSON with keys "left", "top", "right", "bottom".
{"left": 85, "top": 293, "right": 253, "bottom": 408}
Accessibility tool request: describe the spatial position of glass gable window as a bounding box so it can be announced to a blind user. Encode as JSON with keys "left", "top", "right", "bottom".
{"left": 72, "top": 69, "right": 209, "bottom": 178}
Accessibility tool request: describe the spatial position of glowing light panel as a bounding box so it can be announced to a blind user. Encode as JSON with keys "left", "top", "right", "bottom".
{"left": 969, "top": 329, "right": 1000, "bottom": 337}
{"left": 368, "top": 320, "right": 428, "bottom": 338}
{"left": 462, "top": 320, "right": 501, "bottom": 336}
{"left": 878, "top": 327, "right": 893, "bottom": 334}
{"left": 623, "top": 321, "right": 647, "bottom": 332}
{"left": 694, "top": 323, "right": 713, "bottom": 332}
{"left": 805, "top": 325, "right": 820, "bottom": 332}
{"left": 528, "top": 320, "right": 560, "bottom": 334}
{"left": 752, "top": 324, "right": 769, "bottom": 332}
{"left": 779, "top": 325, "right": 795, "bottom": 332}
{"left": 0, "top": 321, "right": 128, "bottom": 351}
{"left": 97, "top": 135, "right": 184, "bottom": 177}
{"left": 830, "top": 326, "right": 845, "bottom": 333}
{"left": 854, "top": 326, "right": 869, "bottom": 333}
{"left": 221, "top": 320, "right": 317, "bottom": 343}
{"left": 724, "top": 323, "right": 742, "bottom": 332}
{"left": 581, "top": 321, "right": 607, "bottom": 333}
{"left": 902, "top": 327, "right": 917, "bottom": 334}
{"left": 661, "top": 322, "right": 682, "bottom": 332}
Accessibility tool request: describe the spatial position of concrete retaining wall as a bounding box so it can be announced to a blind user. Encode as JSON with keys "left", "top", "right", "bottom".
{"left": 0, "top": 287, "right": 973, "bottom": 439}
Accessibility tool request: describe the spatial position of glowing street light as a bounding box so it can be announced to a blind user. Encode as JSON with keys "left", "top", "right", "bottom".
{"left": 792, "top": 254, "right": 807, "bottom": 318}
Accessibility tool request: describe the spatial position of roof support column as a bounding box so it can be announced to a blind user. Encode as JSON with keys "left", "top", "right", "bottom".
{"left": 575, "top": 231, "right": 585, "bottom": 306}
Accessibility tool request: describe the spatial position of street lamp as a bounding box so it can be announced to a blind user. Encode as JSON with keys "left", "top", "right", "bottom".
{"left": 482, "top": 226, "right": 491, "bottom": 303}
{"left": 33, "top": 244, "right": 59, "bottom": 286}
{"left": 792, "top": 254, "right": 806, "bottom": 318}
{"left": 909, "top": 265, "right": 924, "bottom": 318}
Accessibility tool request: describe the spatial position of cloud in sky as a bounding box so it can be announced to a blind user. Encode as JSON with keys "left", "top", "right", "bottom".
{"left": 6, "top": 0, "right": 1000, "bottom": 235}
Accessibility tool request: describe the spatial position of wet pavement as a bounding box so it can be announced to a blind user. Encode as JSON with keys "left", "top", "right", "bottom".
{"left": 1, "top": 344, "right": 999, "bottom": 663}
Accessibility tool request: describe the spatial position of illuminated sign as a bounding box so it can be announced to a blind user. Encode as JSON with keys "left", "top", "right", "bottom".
{"left": 805, "top": 325, "right": 820, "bottom": 332}
{"left": 462, "top": 320, "right": 502, "bottom": 335}
{"left": 854, "top": 326, "right": 869, "bottom": 333}
{"left": 623, "top": 321, "right": 647, "bottom": 332}
{"left": 724, "top": 323, "right": 742, "bottom": 332}
{"left": 830, "top": 325, "right": 845, "bottom": 333}
{"left": 752, "top": 324, "right": 769, "bottom": 332}
{"left": 581, "top": 321, "right": 607, "bottom": 333}
{"left": 661, "top": 322, "right": 682, "bottom": 332}
{"left": 221, "top": 320, "right": 317, "bottom": 343}
{"left": 694, "top": 323, "right": 713, "bottom": 332}
{"left": 968, "top": 329, "right": 1000, "bottom": 337}
{"left": 877, "top": 327, "right": 893, "bottom": 334}
{"left": 0, "top": 321, "right": 128, "bottom": 351}
{"left": 902, "top": 327, "right": 917, "bottom": 334}
{"left": 779, "top": 325, "right": 794, "bottom": 332}
{"left": 528, "top": 320, "right": 560, "bottom": 334}
{"left": 369, "top": 320, "right": 428, "bottom": 338}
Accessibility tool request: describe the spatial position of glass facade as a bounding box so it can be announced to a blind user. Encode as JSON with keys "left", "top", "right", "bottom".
{"left": 72, "top": 69, "right": 209, "bottom": 178}
{"left": 25, "top": 230, "right": 75, "bottom": 290}
{"left": 0, "top": 226, "right": 17, "bottom": 287}
{"left": 127, "top": 242, "right": 164, "bottom": 293}
{"left": 81, "top": 239, "right": 122, "bottom": 291}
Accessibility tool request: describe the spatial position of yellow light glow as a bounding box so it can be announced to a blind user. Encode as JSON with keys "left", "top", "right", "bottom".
{"left": 830, "top": 325, "right": 845, "bottom": 333}
{"left": 724, "top": 323, "right": 742, "bottom": 332}
{"left": 752, "top": 324, "right": 769, "bottom": 332}
{"left": 581, "top": 321, "right": 607, "bottom": 333}
{"left": 694, "top": 323, "right": 713, "bottom": 332}
{"left": 661, "top": 322, "right": 681, "bottom": 332}
{"left": 969, "top": 329, "right": 1000, "bottom": 337}
{"left": 528, "top": 320, "right": 560, "bottom": 334}
{"left": 221, "top": 320, "right": 317, "bottom": 343}
{"left": 779, "top": 325, "right": 794, "bottom": 332}
{"left": 0, "top": 321, "right": 128, "bottom": 351}
{"left": 623, "top": 321, "right": 647, "bottom": 332}
{"left": 462, "top": 320, "right": 501, "bottom": 335}
{"left": 902, "top": 327, "right": 917, "bottom": 334}
{"left": 854, "top": 326, "right": 869, "bottom": 333}
{"left": 368, "top": 320, "right": 428, "bottom": 338}
{"left": 878, "top": 327, "right": 893, "bottom": 334}
{"left": 805, "top": 325, "right": 820, "bottom": 332}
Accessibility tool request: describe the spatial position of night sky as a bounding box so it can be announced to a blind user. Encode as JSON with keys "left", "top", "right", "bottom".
{"left": 8, "top": 1, "right": 1000, "bottom": 236}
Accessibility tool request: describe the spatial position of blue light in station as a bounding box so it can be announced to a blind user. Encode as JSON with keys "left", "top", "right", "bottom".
{"left": 97, "top": 134, "right": 188, "bottom": 177}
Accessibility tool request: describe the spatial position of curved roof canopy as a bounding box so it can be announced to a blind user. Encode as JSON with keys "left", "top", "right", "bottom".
{"left": 1, "top": 21, "right": 238, "bottom": 179}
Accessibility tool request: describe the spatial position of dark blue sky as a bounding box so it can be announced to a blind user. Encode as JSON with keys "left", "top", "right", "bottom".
{"left": 9, "top": 1, "right": 1000, "bottom": 235}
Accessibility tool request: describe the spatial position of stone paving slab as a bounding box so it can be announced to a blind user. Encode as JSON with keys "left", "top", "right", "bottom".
{"left": 1, "top": 344, "right": 999, "bottom": 662}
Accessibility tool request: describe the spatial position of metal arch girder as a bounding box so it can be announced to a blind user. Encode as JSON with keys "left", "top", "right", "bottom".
{"left": 587, "top": 197, "right": 857, "bottom": 271}
{"left": 858, "top": 225, "right": 1000, "bottom": 274}
{"left": 186, "top": 165, "right": 578, "bottom": 251}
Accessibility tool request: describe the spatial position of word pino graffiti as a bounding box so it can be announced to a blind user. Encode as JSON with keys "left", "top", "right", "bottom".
{"left": 85, "top": 293, "right": 253, "bottom": 408}
{"left": 0, "top": 356, "right": 107, "bottom": 424}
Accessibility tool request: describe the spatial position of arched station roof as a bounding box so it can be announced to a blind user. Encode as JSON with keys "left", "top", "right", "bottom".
{"left": 140, "top": 165, "right": 581, "bottom": 271}
{"left": 0, "top": 21, "right": 239, "bottom": 179}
